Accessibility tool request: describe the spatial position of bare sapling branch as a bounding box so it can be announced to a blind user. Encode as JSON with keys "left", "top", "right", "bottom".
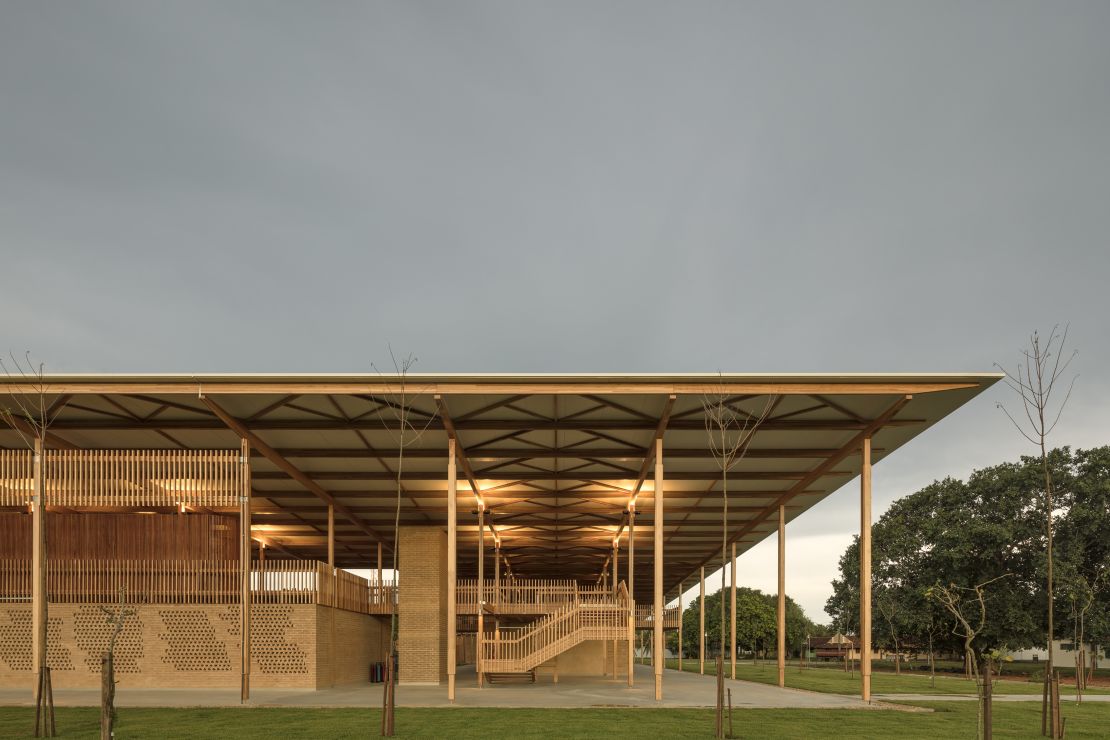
{"left": 995, "top": 325, "right": 1076, "bottom": 738}
{"left": 928, "top": 575, "right": 1011, "bottom": 740}
{"left": 372, "top": 347, "right": 436, "bottom": 737}
{"left": 702, "top": 379, "right": 779, "bottom": 738}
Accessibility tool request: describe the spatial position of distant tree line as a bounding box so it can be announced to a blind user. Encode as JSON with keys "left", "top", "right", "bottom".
{"left": 825, "top": 446, "right": 1110, "bottom": 665}
{"left": 666, "top": 587, "right": 825, "bottom": 659}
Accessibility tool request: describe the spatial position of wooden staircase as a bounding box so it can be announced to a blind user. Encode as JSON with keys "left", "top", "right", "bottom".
{"left": 481, "top": 583, "right": 629, "bottom": 676}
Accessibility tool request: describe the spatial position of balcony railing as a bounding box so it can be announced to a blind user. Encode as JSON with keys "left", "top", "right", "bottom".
{"left": 0, "top": 558, "right": 397, "bottom": 615}
{"left": 457, "top": 578, "right": 627, "bottom": 614}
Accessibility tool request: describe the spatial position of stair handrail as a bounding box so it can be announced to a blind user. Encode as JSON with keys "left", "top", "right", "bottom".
{"left": 481, "top": 598, "right": 627, "bottom": 672}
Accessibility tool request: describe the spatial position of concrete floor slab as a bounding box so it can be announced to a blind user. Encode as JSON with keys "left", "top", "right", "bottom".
{"left": 0, "top": 665, "right": 884, "bottom": 710}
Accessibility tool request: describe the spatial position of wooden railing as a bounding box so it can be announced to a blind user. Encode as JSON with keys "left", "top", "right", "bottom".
{"left": 0, "top": 558, "right": 397, "bottom": 614}
{"left": 0, "top": 449, "right": 244, "bottom": 508}
{"left": 635, "top": 604, "right": 682, "bottom": 629}
{"left": 0, "top": 450, "right": 32, "bottom": 508}
{"left": 480, "top": 583, "right": 629, "bottom": 674}
{"left": 458, "top": 578, "right": 625, "bottom": 614}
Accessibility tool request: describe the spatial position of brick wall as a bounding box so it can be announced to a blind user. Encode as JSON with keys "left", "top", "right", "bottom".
{"left": 545, "top": 639, "right": 629, "bottom": 677}
{"left": 315, "top": 605, "right": 389, "bottom": 688}
{"left": 0, "top": 602, "right": 381, "bottom": 690}
{"left": 397, "top": 526, "right": 447, "bottom": 684}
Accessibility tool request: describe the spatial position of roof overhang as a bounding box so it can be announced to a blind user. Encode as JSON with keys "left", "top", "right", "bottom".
{"left": 0, "top": 372, "right": 1002, "bottom": 603}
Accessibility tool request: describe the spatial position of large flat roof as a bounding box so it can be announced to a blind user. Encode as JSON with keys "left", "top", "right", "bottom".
{"left": 1, "top": 371, "right": 1002, "bottom": 603}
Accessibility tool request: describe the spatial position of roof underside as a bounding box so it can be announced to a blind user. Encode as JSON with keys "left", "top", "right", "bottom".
{"left": 0, "top": 373, "right": 1000, "bottom": 603}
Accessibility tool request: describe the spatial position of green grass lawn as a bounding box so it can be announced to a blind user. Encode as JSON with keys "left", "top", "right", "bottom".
{"left": 2, "top": 703, "right": 1110, "bottom": 739}
{"left": 659, "top": 659, "right": 1110, "bottom": 696}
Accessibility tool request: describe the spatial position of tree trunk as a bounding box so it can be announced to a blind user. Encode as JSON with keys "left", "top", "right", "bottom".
{"left": 982, "top": 655, "right": 993, "bottom": 740}
{"left": 100, "top": 653, "right": 113, "bottom": 740}
{"left": 380, "top": 651, "right": 395, "bottom": 736}
{"left": 715, "top": 656, "right": 724, "bottom": 739}
{"left": 928, "top": 638, "right": 936, "bottom": 689}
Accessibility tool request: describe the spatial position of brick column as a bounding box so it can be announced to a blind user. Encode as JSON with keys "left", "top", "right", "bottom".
{"left": 398, "top": 526, "right": 448, "bottom": 684}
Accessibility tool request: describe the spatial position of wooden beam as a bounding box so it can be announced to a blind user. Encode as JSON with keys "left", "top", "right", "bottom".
{"left": 3, "top": 415, "right": 77, "bottom": 450}
{"left": 689, "top": 395, "right": 912, "bottom": 576}
{"left": 249, "top": 469, "right": 846, "bottom": 482}
{"left": 45, "top": 417, "right": 927, "bottom": 433}
{"left": 17, "top": 379, "right": 983, "bottom": 396}
{"left": 436, "top": 396, "right": 507, "bottom": 556}
{"left": 263, "top": 446, "right": 886, "bottom": 460}
{"left": 199, "top": 396, "right": 390, "bottom": 548}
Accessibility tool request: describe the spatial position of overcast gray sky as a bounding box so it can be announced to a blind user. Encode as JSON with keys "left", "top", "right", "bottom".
{"left": 2, "top": 1, "right": 1108, "bottom": 621}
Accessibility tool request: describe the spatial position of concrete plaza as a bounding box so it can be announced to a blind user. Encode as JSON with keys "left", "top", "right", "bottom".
{"left": 1, "top": 664, "right": 879, "bottom": 710}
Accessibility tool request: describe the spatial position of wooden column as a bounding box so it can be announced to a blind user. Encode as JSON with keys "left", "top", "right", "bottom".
{"left": 653, "top": 438, "right": 664, "bottom": 700}
{"left": 477, "top": 508, "right": 485, "bottom": 688}
{"left": 327, "top": 505, "right": 335, "bottom": 568}
{"left": 777, "top": 504, "right": 786, "bottom": 688}
{"left": 678, "top": 579, "right": 684, "bottom": 673}
{"left": 860, "top": 436, "right": 873, "bottom": 702}
{"left": 31, "top": 437, "right": 45, "bottom": 698}
{"left": 447, "top": 439, "right": 457, "bottom": 701}
{"left": 258, "top": 541, "right": 266, "bottom": 599}
{"left": 377, "top": 541, "right": 383, "bottom": 590}
{"left": 731, "top": 542, "right": 737, "bottom": 680}
{"left": 240, "top": 438, "right": 251, "bottom": 702}
{"left": 612, "top": 543, "right": 619, "bottom": 679}
{"left": 494, "top": 544, "right": 500, "bottom": 609}
{"left": 612, "top": 546, "right": 619, "bottom": 596}
{"left": 699, "top": 566, "right": 705, "bottom": 675}
{"left": 627, "top": 506, "right": 635, "bottom": 687}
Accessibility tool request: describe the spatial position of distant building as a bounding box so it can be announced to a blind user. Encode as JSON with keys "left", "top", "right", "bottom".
{"left": 809, "top": 632, "right": 886, "bottom": 662}
{"left": 1006, "top": 640, "right": 1106, "bottom": 665}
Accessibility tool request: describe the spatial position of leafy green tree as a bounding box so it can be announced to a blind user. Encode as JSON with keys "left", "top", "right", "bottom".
{"left": 827, "top": 446, "right": 1110, "bottom": 667}
{"left": 675, "top": 587, "right": 787, "bottom": 659}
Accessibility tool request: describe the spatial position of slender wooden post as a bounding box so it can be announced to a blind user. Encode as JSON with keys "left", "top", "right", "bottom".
{"left": 777, "top": 504, "right": 786, "bottom": 688}
{"left": 627, "top": 506, "right": 635, "bottom": 687}
{"left": 258, "top": 541, "right": 266, "bottom": 600}
{"left": 731, "top": 542, "right": 737, "bottom": 681}
{"left": 612, "top": 543, "right": 619, "bottom": 678}
{"left": 240, "top": 438, "right": 251, "bottom": 702}
{"left": 678, "top": 579, "right": 684, "bottom": 673}
{"left": 327, "top": 505, "right": 335, "bottom": 568}
{"left": 699, "top": 567, "right": 705, "bottom": 675}
{"left": 613, "top": 545, "right": 619, "bottom": 596}
{"left": 494, "top": 543, "right": 500, "bottom": 609}
{"left": 31, "top": 437, "right": 45, "bottom": 699}
{"left": 860, "top": 437, "right": 873, "bottom": 702}
{"left": 477, "top": 507, "right": 485, "bottom": 688}
{"left": 446, "top": 439, "right": 457, "bottom": 701}
{"left": 653, "top": 438, "right": 664, "bottom": 700}
{"left": 377, "top": 541, "right": 383, "bottom": 594}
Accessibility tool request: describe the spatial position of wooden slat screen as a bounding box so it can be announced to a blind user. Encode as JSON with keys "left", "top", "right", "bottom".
{"left": 41, "top": 450, "right": 241, "bottom": 508}
{"left": 0, "top": 450, "right": 32, "bottom": 507}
